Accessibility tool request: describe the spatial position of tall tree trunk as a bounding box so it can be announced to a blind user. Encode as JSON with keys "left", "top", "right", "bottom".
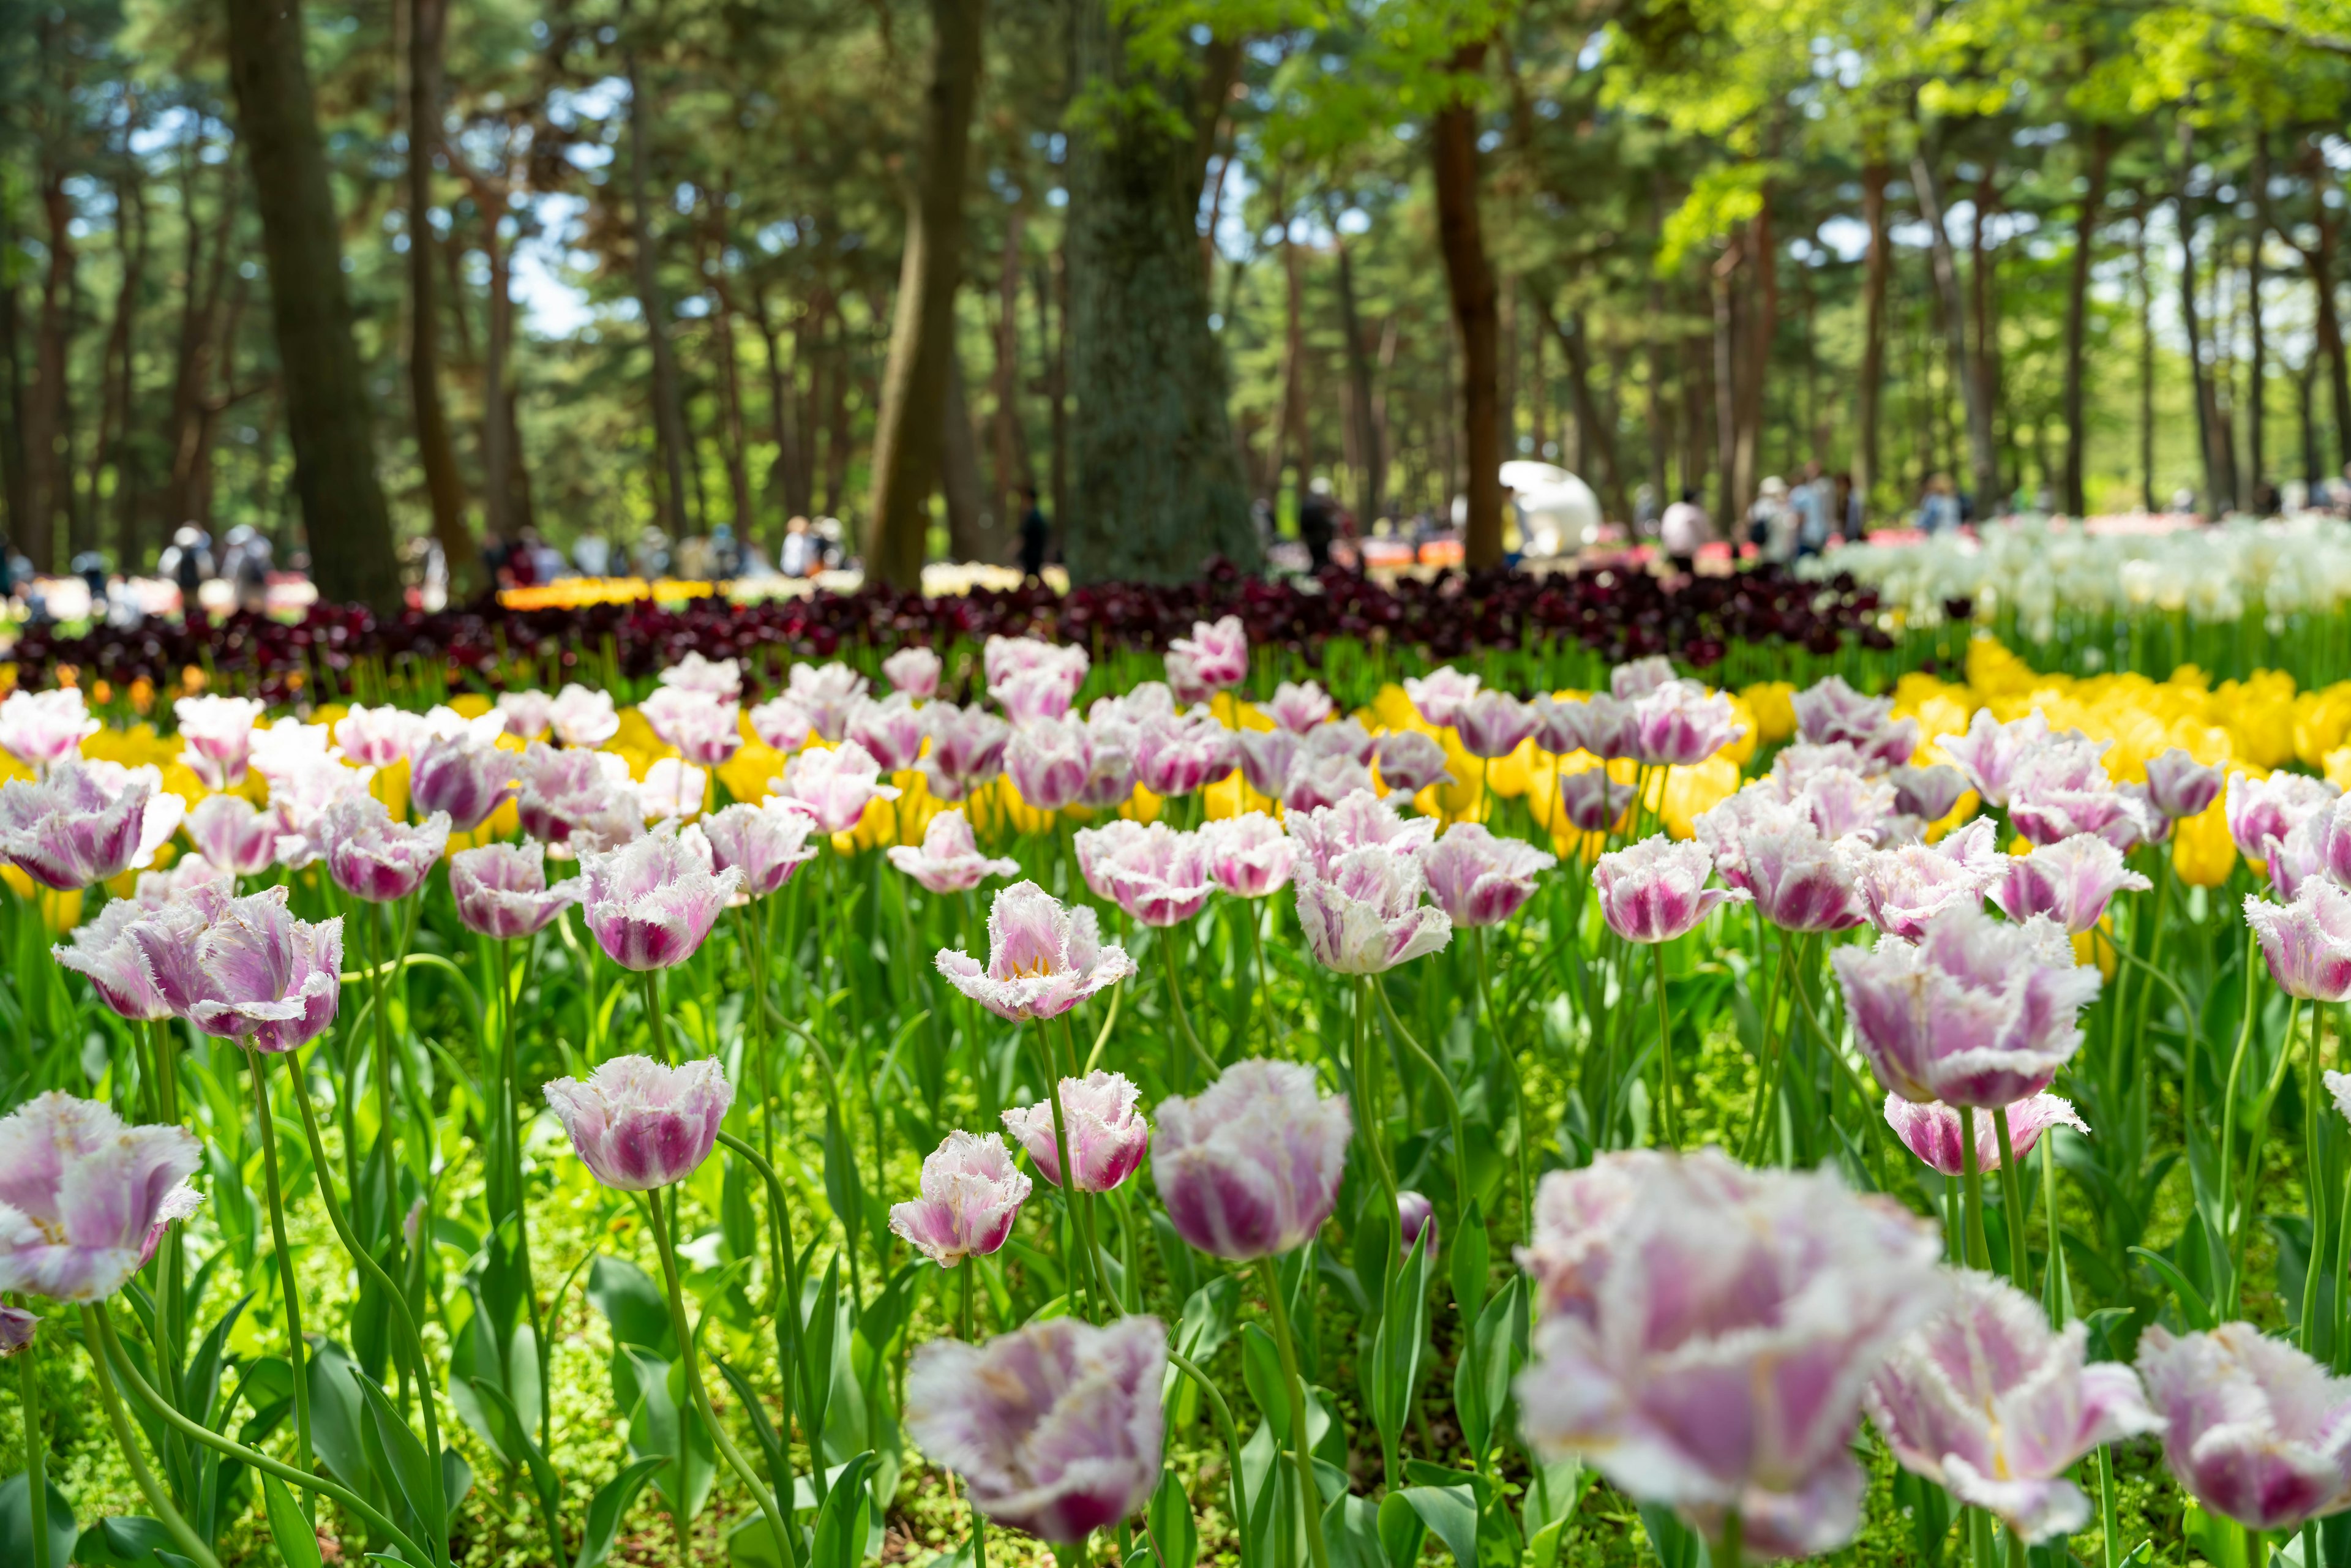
{"left": 2248, "top": 212, "right": 2267, "bottom": 507}
{"left": 1529, "top": 287, "right": 1627, "bottom": 523}
{"left": 1275, "top": 190, "right": 1310, "bottom": 496}
{"left": 2306, "top": 143, "right": 2351, "bottom": 476}
{"left": 622, "top": 34, "right": 692, "bottom": 538}
{"left": 478, "top": 184, "right": 514, "bottom": 546}
{"left": 23, "top": 149, "right": 75, "bottom": 572}
{"left": 823, "top": 315, "right": 852, "bottom": 516}
{"left": 1911, "top": 144, "right": 2000, "bottom": 516}
{"left": 1333, "top": 237, "right": 1381, "bottom": 520}
{"left": 2301, "top": 353, "right": 2323, "bottom": 488}
{"left": 222, "top": 0, "right": 403, "bottom": 611}
{"left": 1430, "top": 39, "right": 1502, "bottom": 568}
{"left": 1968, "top": 171, "right": 2003, "bottom": 505}
{"left": 749, "top": 287, "right": 803, "bottom": 542}
{"left": 0, "top": 189, "right": 27, "bottom": 553}
{"left": 865, "top": 0, "right": 986, "bottom": 585}
{"left": 1733, "top": 200, "right": 1775, "bottom": 518}
{"left": 1039, "top": 248, "right": 1069, "bottom": 547}
{"left": 2136, "top": 208, "right": 2156, "bottom": 510}
{"left": 96, "top": 151, "right": 146, "bottom": 567}
{"left": 988, "top": 206, "right": 1031, "bottom": 539}
{"left": 2175, "top": 127, "right": 2225, "bottom": 514}
{"left": 407, "top": 0, "right": 476, "bottom": 587}
{"left": 1711, "top": 248, "right": 1740, "bottom": 532}
{"left": 1856, "top": 159, "right": 1890, "bottom": 519}
{"left": 2060, "top": 126, "right": 2110, "bottom": 516}
{"left": 1062, "top": 7, "right": 1256, "bottom": 580}
{"left": 942, "top": 352, "right": 992, "bottom": 561}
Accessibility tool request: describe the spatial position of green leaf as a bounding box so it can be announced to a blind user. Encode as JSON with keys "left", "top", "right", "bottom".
{"left": 1448, "top": 1201, "right": 1490, "bottom": 1319}
{"left": 1240, "top": 1322, "right": 1291, "bottom": 1440}
{"left": 588, "top": 1253, "right": 675, "bottom": 1354}
{"left": 1322, "top": 1493, "right": 1386, "bottom": 1568}
{"left": 351, "top": 1365, "right": 440, "bottom": 1542}
{"left": 809, "top": 1451, "right": 877, "bottom": 1568}
{"left": 1145, "top": 1466, "right": 1198, "bottom": 1568}
{"left": 468, "top": 1378, "right": 561, "bottom": 1540}
{"left": 1400, "top": 1483, "right": 1480, "bottom": 1567}
{"left": 1, "top": 1473, "right": 79, "bottom": 1568}
{"left": 1376, "top": 1491, "right": 1427, "bottom": 1568}
{"left": 2129, "top": 1245, "right": 2215, "bottom": 1331}
{"left": 1638, "top": 1502, "right": 1711, "bottom": 1568}
{"left": 572, "top": 1456, "right": 668, "bottom": 1568}
{"left": 263, "top": 1476, "right": 324, "bottom": 1568}
{"left": 74, "top": 1516, "right": 176, "bottom": 1567}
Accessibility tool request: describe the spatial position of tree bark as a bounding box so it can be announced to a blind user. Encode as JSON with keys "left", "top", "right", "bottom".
{"left": 942, "top": 352, "right": 994, "bottom": 562}
{"left": 1733, "top": 200, "right": 1775, "bottom": 519}
{"left": 0, "top": 190, "right": 27, "bottom": 554}
{"left": 622, "top": 34, "right": 692, "bottom": 538}
{"left": 407, "top": 0, "right": 477, "bottom": 588}
{"left": 1430, "top": 39, "right": 1503, "bottom": 568}
{"left": 2061, "top": 126, "right": 2110, "bottom": 516}
{"left": 1332, "top": 233, "right": 1382, "bottom": 521}
{"left": 748, "top": 287, "right": 803, "bottom": 543}
{"left": 865, "top": 0, "right": 986, "bottom": 585}
{"left": 1529, "top": 287, "right": 1627, "bottom": 524}
{"left": 1911, "top": 144, "right": 2000, "bottom": 516}
{"left": 2136, "top": 207, "right": 2156, "bottom": 511}
{"left": 2174, "top": 124, "right": 2225, "bottom": 514}
{"left": 223, "top": 0, "right": 403, "bottom": 612}
{"left": 1062, "top": 3, "right": 1257, "bottom": 580}
{"left": 96, "top": 146, "right": 147, "bottom": 566}
{"left": 1856, "top": 159, "right": 1891, "bottom": 519}
{"left": 1711, "top": 247, "right": 1740, "bottom": 531}
{"left": 479, "top": 192, "right": 513, "bottom": 544}
{"left": 988, "top": 206, "right": 1032, "bottom": 539}
{"left": 2248, "top": 211, "right": 2267, "bottom": 506}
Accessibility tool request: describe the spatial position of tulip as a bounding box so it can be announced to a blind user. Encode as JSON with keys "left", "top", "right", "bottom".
{"left": 1286, "top": 788, "right": 1437, "bottom": 879}
{"left": 0, "top": 761, "right": 151, "bottom": 890}
{"left": 53, "top": 901, "right": 174, "bottom": 1021}
{"left": 1883, "top": 1093, "right": 2088, "bottom": 1177}
{"left": 787, "top": 661, "right": 871, "bottom": 742}
{"left": 0, "top": 687, "right": 99, "bottom": 772}
{"left": 1869, "top": 1270, "right": 2162, "bottom": 1542}
{"left": 1283, "top": 751, "right": 1378, "bottom": 814}
{"left": 1743, "top": 824, "right": 1871, "bottom": 933}
{"left": 639, "top": 686, "right": 743, "bottom": 767}
{"left": 78, "top": 760, "right": 185, "bottom": 872}
{"left": 549, "top": 683, "right": 623, "bottom": 748}
{"left": 1888, "top": 763, "right": 1968, "bottom": 824}
{"left": 1792, "top": 675, "right": 1919, "bottom": 774}
{"left": 748, "top": 694, "right": 812, "bottom": 753}
{"left": 702, "top": 798, "right": 822, "bottom": 899}
{"left": 1632, "top": 681, "right": 1745, "bottom": 767}
{"left": 774, "top": 740, "right": 901, "bottom": 834}
{"left": 186, "top": 793, "right": 279, "bottom": 876}
{"left": 1858, "top": 817, "right": 2006, "bottom": 940}
{"left": 173, "top": 694, "right": 267, "bottom": 789}
{"left": 1397, "top": 1190, "right": 1438, "bottom": 1258}
{"left": 1153, "top": 1059, "right": 1351, "bottom": 1259}
{"left": 1404, "top": 667, "right": 1482, "bottom": 728}
{"left": 1375, "top": 730, "right": 1452, "bottom": 794}
{"left": 495, "top": 689, "right": 554, "bottom": 740}
{"left": 322, "top": 795, "right": 451, "bottom": 903}
{"left": 1940, "top": 709, "right": 2052, "bottom": 808}
{"left": 0, "top": 1305, "right": 36, "bottom": 1356}
{"left": 1780, "top": 766, "right": 1894, "bottom": 844}
{"left": 1987, "top": 833, "right": 2152, "bottom": 933}
{"left": 1233, "top": 728, "right": 1302, "bottom": 798}
{"left": 1610, "top": 655, "right": 1681, "bottom": 699}
{"left": 1539, "top": 692, "right": 1640, "bottom": 760}
{"left": 410, "top": 732, "right": 522, "bottom": 831}
{"left": 921, "top": 704, "right": 1013, "bottom": 801}
{"left": 1169, "top": 615, "right": 1249, "bottom": 689}
{"left": 1199, "top": 812, "right": 1295, "bottom": 898}
{"left": 1514, "top": 1149, "right": 1944, "bottom": 1561}
{"left": 1303, "top": 716, "right": 1379, "bottom": 765}
{"left": 450, "top": 842, "right": 585, "bottom": 939}
{"left": 1695, "top": 789, "right": 1804, "bottom": 890}
{"left": 250, "top": 717, "right": 340, "bottom": 776}
{"left": 906, "top": 1314, "right": 1165, "bottom": 1546}
{"left": 517, "top": 742, "right": 640, "bottom": 849}
{"left": 1294, "top": 846, "right": 1453, "bottom": 973}
{"left": 887, "top": 809, "right": 1021, "bottom": 893}
{"left": 1003, "top": 1071, "right": 1150, "bottom": 1192}
{"left": 1834, "top": 902, "right": 2099, "bottom": 1108}
{"left": 2010, "top": 736, "right": 2161, "bottom": 849}
{"left": 265, "top": 754, "right": 380, "bottom": 870}
{"left": 2137, "top": 1322, "right": 2351, "bottom": 1532}
{"left": 847, "top": 693, "right": 927, "bottom": 773}
{"left": 1073, "top": 820, "right": 1217, "bottom": 926}
{"left": 0, "top": 1092, "right": 203, "bottom": 1301}
{"left": 937, "top": 881, "right": 1135, "bottom": 1021}
{"left": 1264, "top": 680, "right": 1333, "bottom": 734}
{"left": 132, "top": 886, "right": 343, "bottom": 1052}
{"left": 1423, "top": 823, "right": 1555, "bottom": 927}
{"left": 1133, "top": 710, "right": 1234, "bottom": 798}
{"left": 890, "top": 1131, "right": 1034, "bottom": 1266}
{"left": 634, "top": 757, "right": 707, "bottom": 824}
{"left": 334, "top": 704, "right": 429, "bottom": 768}
{"left": 542, "top": 1054, "right": 732, "bottom": 1190}
{"left": 658, "top": 651, "right": 743, "bottom": 697}
{"left": 2246, "top": 881, "right": 2351, "bottom": 1002}
{"left": 2145, "top": 748, "right": 2225, "bottom": 820}
{"left": 996, "top": 664, "right": 1086, "bottom": 726}
{"left": 579, "top": 824, "right": 743, "bottom": 969}
{"left": 1076, "top": 725, "right": 1141, "bottom": 809}
{"left": 133, "top": 855, "right": 230, "bottom": 908}
{"left": 1558, "top": 765, "right": 1634, "bottom": 835}
{"left": 1007, "top": 718, "right": 1091, "bottom": 812}
{"left": 1593, "top": 835, "right": 1749, "bottom": 943}
{"left": 883, "top": 645, "right": 943, "bottom": 699}
{"left": 1455, "top": 691, "right": 1539, "bottom": 760}
{"left": 984, "top": 634, "right": 1090, "bottom": 692}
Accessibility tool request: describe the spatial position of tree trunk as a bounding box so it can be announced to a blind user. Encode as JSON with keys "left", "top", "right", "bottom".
{"left": 1040, "top": 247, "right": 1069, "bottom": 548}
{"left": 223, "top": 0, "right": 403, "bottom": 612}
{"left": 865, "top": 0, "right": 985, "bottom": 585}
{"left": 1711, "top": 248, "right": 1739, "bottom": 532}
{"left": 22, "top": 149, "right": 75, "bottom": 572}
{"left": 988, "top": 206, "right": 1032, "bottom": 539}
{"left": 1733, "top": 201, "right": 1774, "bottom": 518}
{"left": 2060, "top": 126, "right": 2110, "bottom": 516}
{"left": 823, "top": 312, "right": 852, "bottom": 516}
{"left": 1330, "top": 235, "right": 1382, "bottom": 522}
{"left": 2307, "top": 143, "right": 2351, "bottom": 478}
{"left": 1429, "top": 39, "right": 1503, "bottom": 568}
{"left": 1529, "top": 287, "right": 1627, "bottom": 524}
{"left": 0, "top": 192, "right": 27, "bottom": 553}
{"left": 1854, "top": 159, "right": 1890, "bottom": 519}
{"left": 1911, "top": 146, "right": 2000, "bottom": 517}
{"left": 622, "top": 36, "right": 692, "bottom": 538}
{"left": 1968, "top": 171, "right": 2003, "bottom": 505}
{"left": 2301, "top": 353, "right": 2323, "bottom": 488}
{"left": 479, "top": 187, "right": 513, "bottom": 545}
{"left": 1275, "top": 187, "right": 1310, "bottom": 495}
{"left": 2174, "top": 126, "right": 2225, "bottom": 515}
{"left": 2248, "top": 212, "right": 2267, "bottom": 508}
{"left": 2136, "top": 208, "right": 2156, "bottom": 510}
{"left": 749, "top": 287, "right": 803, "bottom": 542}
{"left": 942, "top": 352, "right": 994, "bottom": 562}
{"left": 1062, "top": 4, "right": 1257, "bottom": 580}
{"left": 96, "top": 151, "right": 146, "bottom": 567}
{"left": 407, "top": 0, "right": 476, "bottom": 588}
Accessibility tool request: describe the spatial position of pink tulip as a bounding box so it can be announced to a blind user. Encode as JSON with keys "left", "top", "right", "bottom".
{"left": 334, "top": 705, "right": 429, "bottom": 769}
{"left": 1887, "top": 763, "right": 1967, "bottom": 824}
{"left": 2145, "top": 748, "right": 2224, "bottom": 820}
{"left": 702, "top": 798, "right": 821, "bottom": 899}
{"left": 0, "top": 1305, "right": 36, "bottom": 1356}
{"left": 890, "top": 1131, "right": 1033, "bottom": 1266}
{"left": 1939, "top": 710, "right": 2052, "bottom": 808}
{"left": 2307, "top": 795, "right": 2351, "bottom": 889}
{"left": 451, "top": 842, "right": 584, "bottom": 939}
{"left": 2011, "top": 736, "right": 2161, "bottom": 849}
{"left": 1153, "top": 1059, "right": 1349, "bottom": 1259}
{"left": 1403, "top": 668, "right": 1482, "bottom": 729}
{"left": 1793, "top": 675, "right": 1920, "bottom": 774}
{"left": 1294, "top": 847, "right": 1453, "bottom": 973}
{"left": 323, "top": 796, "right": 451, "bottom": 903}
{"left": 1883, "top": 1093, "right": 2088, "bottom": 1177}
{"left": 1987, "top": 833, "right": 2151, "bottom": 932}
{"left": 173, "top": 695, "right": 267, "bottom": 789}
{"left": 263, "top": 756, "right": 378, "bottom": 871}
{"left": 937, "top": 881, "right": 1135, "bottom": 1021}
{"left": 1834, "top": 902, "right": 2099, "bottom": 1108}
{"left": 887, "top": 809, "right": 1021, "bottom": 893}
{"left": 1302, "top": 717, "right": 1379, "bottom": 767}
{"left": 1284, "top": 752, "right": 1378, "bottom": 814}
{"left": 1536, "top": 692, "right": 1640, "bottom": 760}
{"left": 984, "top": 634, "right": 1089, "bottom": 692}
{"left": 1632, "top": 682, "right": 1744, "bottom": 767}
{"left": 0, "top": 1092, "right": 203, "bottom": 1301}
{"left": 1073, "top": 820, "right": 1217, "bottom": 926}
{"left": 658, "top": 651, "right": 743, "bottom": 698}
{"left": 1514, "top": 1149, "right": 1944, "bottom": 1561}
{"left": 847, "top": 694, "right": 928, "bottom": 773}
{"left": 1168, "top": 615, "right": 1248, "bottom": 692}
{"left": 579, "top": 825, "right": 742, "bottom": 969}
{"left": 1286, "top": 788, "right": 1436, "bottom": 879}
{"left": 1558, "top": 767, "right": 1634, "bottom": 835}
{"left": 883, "top": 646, "right": 943, "bottom": 700}
{"left": 1199, "top": 812, "right": 1295, "bottom": 898}
{"left": 639, "top": 686, "right": 743, "bottom": 767}
{"left": 0, "top": 688, "right": 99, "bottom": 772}
{"left": 133, "top": 855, "right": 230, "bottom": 909}
{"left": 996, "top": 664, "right": 1086, "bottom": 726}
{"left": 1791, "top": 765, "right": 1898, "bottom": 841}
{"left": 1593, "top": 835, "right": 1749, "bottom": 943}
{"left": 495, "top": 689, "right": 554, "bottom": 740}
{"left": 548, "top": 684, "right": 622, "bottom": 748}
{"left": 1007, "top": 718, "right": 1091, "bottom": 812}
{"left": 0, "top": 761, "right": 151, "bottom": 890}
{"left": 2137, "top": 1323, "right": 2351, "bottom": 1532}
{"left": 1264, "top": 681, "right": 1333, "bottom": 734}
{"left": 1233, "top": 729, "right": 1302, "bottom": 798}
{"left": 1743, "top": 824, "right": 1871, "bottom": 933}
{"left": 1076, "top": 725, "right": 1140, "bottom": 809}
{"left": 516, "top": 743, "right": 642, "bottom": 852}
{"left": 129, "top": 885, "right": 343, "bottom": 1052}
{"left": 1695, "top": 789, "right": 1805, "bottom": 891}
{"left": 921, "top": 704, "right": 1012, "bottom": 801}
{"left": 1869, "top": 1270, "right": 2161, "bottom": 1542}
{"left": 1398, "top": 1190, "right": 1438, "bottom": 1257}
{"left": 410, "top": 732, "right": 522, "bottom": 831}
{"left": 787, "top": 661, "right": 871, "bottom": 743}
{"left": 1454, "top": 691, "right": 1539, "bottom": 760}
{"left": 1375, "top": 730, "right": 1452, "bottom": 794}
{"left": 186, "top": 793, "right": 278, "bottom": 876}
{"left": 543, "top": 1054, "right": 732, "bottom": 1190}
{"left": 1423, "top": 823, "right": 1554, "bottom": 927}
{"left": 1610, "top": 656, "right": 1681, "bottom": 699}
{"left": 53, "top": 902, "right": 174, "bottom": 1021}
{"left": 907, "top": 1314, "right": 1165, "bottom": 1545}
{"left": 1133, "top": 711, "right": 1234, "bottom": 799}
{"left": 78, "top": 760, "right": 184, "bottom": 876}
{"left": 774, "top": 740, "right": 901, "bottom": 834}
{"left": 1858, "top": 817, "right": 2006, "bottom": 940}
{"left": 636, "top": 756, "right": 707, "bottom": 823}
{"left": 2246, "top": 881, "right": 2351, "bottom": 1001}
{"left": 748, "top": 694, "right": 812, "bottom": 754}
{"left": 1003, "top": 1071, "right": 1150, "bottom": 1193}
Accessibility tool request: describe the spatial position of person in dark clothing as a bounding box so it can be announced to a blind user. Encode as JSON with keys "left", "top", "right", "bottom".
{"left": 1019, "top": 487, "right": 1051, "bottom": 580}
{"left": 1298, "top": 478, "right": 1337, "bottom": 569}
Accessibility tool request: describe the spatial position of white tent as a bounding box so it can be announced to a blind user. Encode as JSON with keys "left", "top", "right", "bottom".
{"left": 1499, "top": 461, "right": 1603, "bottom": 555}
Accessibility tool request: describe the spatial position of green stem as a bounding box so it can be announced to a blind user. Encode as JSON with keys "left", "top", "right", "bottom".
{"left": 1652, "top": 941, "right": 1678, "bottom": 1147}
{"left": 1718, "top": 1508, "right": 1744, "bottom": 1568}
{"left": 79, "top": 1307, "right": 222, "bottom": 1568}
{"left": 1990, "top": 1106, "right": 2030, "bottom": 1288}
{"left": 1033, "top": 1023, "right": 1102, "bottom": 1320}
{"left": 1244, "top": 901, "right": 1274, "bottom": 1057}
{"left": 1375, "top": 977, "right": 1469, "bottom": 1215}
{"left": 19, "top": 1322, "right": 51, "bottom": 1568}
{"left": 2308, "top": 1003, "right": 2331, "bottom": 1355}
{"left": 641, "top": 967, "right": 674, "bottom": 1062}
{"left": 1255, "top": 1256, "right": 1333, "bottom": 1568}
{"left": 247, "top": 1046, "right": 315, "bottom": 1496}
{"left": 1167, "top": 1347, "right": 1251, "bottom": 1568}
{"left": 961, "top": 1262, "right": 987, "bottom": 1568}
{"left": 713, "top": 1130, "right": 815, "bottom": 1511}
{"left": 1160, "top": 929, "right": 1220, "bottom": 1083}
{"left": 1959, "top": 1105, "right": 1993, "bottom": 1271}
{"left": 1471, "top": 928, "right": 1532, "bottom": 1240}
{"left": 1351, "top": 979, "right": 1397, "bottom": 1207}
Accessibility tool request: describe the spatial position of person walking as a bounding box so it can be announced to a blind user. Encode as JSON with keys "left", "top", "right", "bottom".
{"left": 1018, "top": 487, "right": 1051, "bottom": 580}
{"left": 1659, "top": 488, "right": 1711, "bottom": 573}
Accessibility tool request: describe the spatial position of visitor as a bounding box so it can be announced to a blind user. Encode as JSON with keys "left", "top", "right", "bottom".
{"left": 1792, "top": 461, "right": 1832, "bottom": 557}
{"left": 160, "top": 525, "right": 212, "bottom": 607}
{"left": 1834, "top": 471, "right": 1863, "bottom": 541}
{"left": 1632, "top": 483, "right": 1660, "bottom": 541}
{"left": 1659, "top": 487, "right": 1710, "bottom": 572}
{"left": 572, "top": 533, "right": 612, "bottom": 578}
{"left": 1018, "top": 487, "right": 1051, "bottom": 580}
{"left": 1299, "top": 478, "right": 1337, "bottom": 569}
{"left": 711, "top": 523, "right": 744, "bottom": 581}
{"left": 780, "top": 516, "right": 818, "bottom": 578}
{"left": 219, "top": 525, "right": 272, "bottom": 614}
{"left": 1748, "top": 476, "right": 1798, "bottom": 563}
{"left": 1918, "top": 474, "right": 1960, "bottom": 534}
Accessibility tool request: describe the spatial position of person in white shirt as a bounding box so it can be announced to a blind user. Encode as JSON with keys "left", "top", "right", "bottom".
{"left": 1659, "top": 489, "right": 1711, "bottom": 569}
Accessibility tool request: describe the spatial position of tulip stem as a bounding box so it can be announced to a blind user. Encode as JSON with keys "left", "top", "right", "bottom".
{"left": 1990, "top": 1108, "right": 2030, "bottom": 1288}
{"left": 641, "top": 968, "right": 674, "bottom": 1062}
{"left": 1374, "top": 979, "right": 1468, "bottom": 1217}
{"left": 1166, "top": 1347, "right": 1252, "bottom": 1568}
{"left": 714, "top": 1129, "right": 814, "bottom": 1514}
{"left": 246, "top": 1045, "right": 315, "bottom": 1506}
{"left": 1035, "top": 1022, "right": 1106, "bottom": 1319}
{"left": 2306, "top": 1003, "right": 2331, "bottom": 1356}
{"left": 1351, "top": 978, "right": 1398, "bottom": 1209}
{"left": 1717, "top": 1508, "right": 1743, "bottom": 1568}
{"left": 2246, "top": 1525, "right": 2265, "bottom": 1568}
{"left": 1244, "top": 901, "right": 1273, "bottom": 1057}
{"left": 1958, "top": 1106, "right": 1993, "bottom": 1272}
{"left": 959, "top": 1262, "right": 988, "bottom": 1568}
{"left": 78, "top": 1307, "right": 222, "bottom": 1568}
{"left": 1160, "top": 929, "right": 1220, "bottom": 1084}
{"left": 2098, "top": 1442, "right": 2120, "bottom": 1568}
{"left": 19, "top": 1319, "right": 50, "bottom": 1568}
{"left": 1651, "top": 942, "right": 1678, "bottom": 1147}
{"left": 1471, "top": 928, "right": 1532, "bottom": 1240}
{"left": 2218, "top": 923, "right": 2263, "bottom": 1312}
{"left": 1254, "top": 1256, "right": 1333, "bottom": 1568}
